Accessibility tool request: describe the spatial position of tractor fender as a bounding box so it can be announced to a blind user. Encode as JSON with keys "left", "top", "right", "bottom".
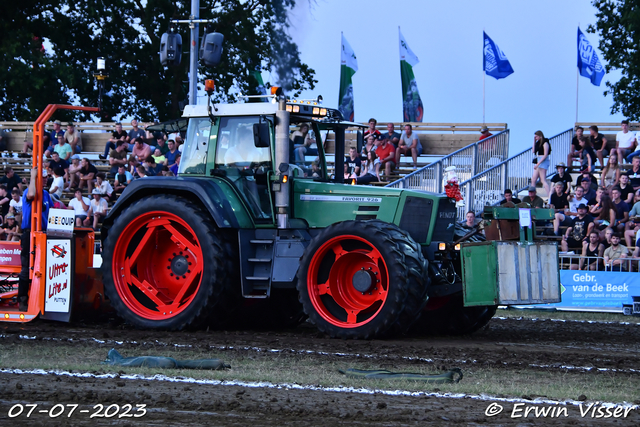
{"left": 101, "top": 177, "right": 245, "bottom": 239}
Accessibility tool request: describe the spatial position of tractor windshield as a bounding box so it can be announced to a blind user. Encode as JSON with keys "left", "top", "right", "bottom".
{"left": 288, "top": 120, "right": 327, "bottom": 179}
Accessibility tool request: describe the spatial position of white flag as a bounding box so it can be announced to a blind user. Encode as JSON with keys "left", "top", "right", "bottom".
{"left": 399, "top": 28, "right": 419, "bottom": 66}
{"left": 341, "top": 34, "right": 358, "bottom": 72}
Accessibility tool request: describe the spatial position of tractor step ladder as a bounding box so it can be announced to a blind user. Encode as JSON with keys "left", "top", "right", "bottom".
{"left": 239, "top": 231, "right": 276, "bottom": 298}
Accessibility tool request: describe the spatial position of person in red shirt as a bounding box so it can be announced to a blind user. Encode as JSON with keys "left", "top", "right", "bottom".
{"left": 374, "top": 135, "right": 395, "bottom": 180}
{"left": 363, "top": 118, "right": 381, "bottom": 140}
{"left": 479, "top": 125, "right": 493, "bottom": 141}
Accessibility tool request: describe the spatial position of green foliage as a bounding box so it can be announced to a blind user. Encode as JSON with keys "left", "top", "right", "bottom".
{"left": 0, "top": 0, "right": 316, "bottom": 122}
{"left": 589, "top": 0, "right": 640, "bottom": 119}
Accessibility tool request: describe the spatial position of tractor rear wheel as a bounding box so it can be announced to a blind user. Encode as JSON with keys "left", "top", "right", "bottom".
{"left": 102, "top": 195, "right": 234, "bottom": 330}
{"left": 297, "top": 220, "right": 428, "bottom": 339}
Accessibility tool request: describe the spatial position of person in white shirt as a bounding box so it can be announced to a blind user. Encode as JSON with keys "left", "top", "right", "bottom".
{"left": 616, "top": 119, "right": 637, "bottom": 163}
{"left": 95, "top": 173, "right": 114, "bottom": 202}
{"left": 68, "top": 189, "right": 90, "bottom": 227}
{"left": 9, "top": 189, "right": 22, "bottom": 215}
{"left": 49, "top": 167, "right": 65, "bottom": 198}
{"left": 553, "top": 186, "right": 587, "bottom": 235}
{"left": 87, "top": 189, "right": 108, "bottom": 230}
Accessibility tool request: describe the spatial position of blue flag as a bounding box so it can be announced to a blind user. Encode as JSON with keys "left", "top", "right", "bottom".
{"left": 483, "top": 32, "right": 514, "bottom": 80}
{"left": 577, "top": 27, "right": 605, "bottom": 86}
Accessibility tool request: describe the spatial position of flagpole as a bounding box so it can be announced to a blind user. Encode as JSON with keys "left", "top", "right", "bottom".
{"left": 576, "top": 24, "right": 580, "bottom": 126}
{"left": 482, "top": 28, "right": 486, "bottom": 125}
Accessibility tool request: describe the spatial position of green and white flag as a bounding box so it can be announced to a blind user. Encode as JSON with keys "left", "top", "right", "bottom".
{"left": 399, "top": 28, "right": 424, "bottom": 122}
{"left": 250, "top": 68, "right": 267, "bottom": 102}
{"left": 338, "top": 33, "right": 357, "bottom": 121}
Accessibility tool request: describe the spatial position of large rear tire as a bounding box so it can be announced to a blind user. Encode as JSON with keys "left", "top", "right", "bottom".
{"left": 102, "top": 195, "right": 235, "bottom": 330}
{"left": 297, "top": 220, "right": 428, "bottom": 339}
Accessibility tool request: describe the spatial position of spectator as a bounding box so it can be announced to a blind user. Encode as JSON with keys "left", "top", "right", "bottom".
{"left": 86, "top": 189, "right": 108, "bottom": 230}
{"left": 522, "top": 186, "right": 544, "bottom": 208}
{"left": 575, "top": 168, "right": 599, "bottom": 188}
{"left": 479, "top": 125, "right": 493, "bottom": 141}
{"left": 64, "top": 122, "right": 82, "bottom": 154}
{"left": 100, "top": 122, "right": 129, "bottom": 160}
{"left": 625, "top": 155, "right": 640, "bottom": 191}
{"left": 604, "top": 233, "right": 628, "bottom": 271}
{"left": 65, "top": 156, "right": 82, "bottom": 191}
{"left": 53, "top": 134, "right": 72, "bottom": 161}
{"left": 22, "top": 133, "right": 51, "bottom": 158}
{"left": 587, "top": 186, "right": 606, "bottom": 219}
{"left": 108, "top": 141, "right": 128, "bottom": 177}
{"left": 113, "top": 165, "right": 133, "bottom": 193}
{"left": 169, "top": 155, "right": 180, "bottom": 175}
{"left": 77, "top": 158, "right": 98, "bottom": 193}
{"left": 165, "top": 140, "right": 180, "bottom": 169}
{"left": 593, "top": 193, "right": 616, "bottom": 233}
{"left": 49, "top": 150, "right": 70, "bottom": 178}
{"left": 589, "top": 125, "right": 609, "bottom": 167}
{"left": 344, "top": 147, "right": 361, "bottom": 178}
{"left": 95, "top": 173, "right": 114, "bottom": 202}
{"left": 550, "top": 162, "right": 572, "bottom": 194}
{"left": 617, "top": 120, "right": 637, "bottom": 163}
{"left": 363, "top": 118, "right": 381, "bottom": 140}
{"left": 45, "top": 120, "right": 66, "bottom": 156}
{"left": 143, "top": 156, "right": 163, "bottom": 177}
{"left": 49, "top": 167, "right": 64, "bottom": 198}
{"left": 127, "top": 119, "right": 146, "bottom": 150}
{"left": 567, "top": 126, "right": 584, "bottom": 169}
{"left": 136, "top": 165, "right": 148, "bottom": 178}
{"left": 361, "top": 135, "right": 377, "bottom": 159}
{"left": 554, "top": 187, "right": 588, "bottom": 235}
{"left": 462, "top": 211, "right": 477, "bottom": 228}
{"left": 381, "top": 123, "right": 400, "bottom": 148}
{"left": 356, "top": 151, "right": 380, "bottom": 185}
{"left": 131, "top": 137, "right": 152, "bottom": 163}
{"left": 624, "top": 203, "right": 640, "bottom": 248}
{"left": 161, "top": 166, "right": 175, "bottom": 177}
{"left": 611, "top": 187, "right": 630, "bottom": 231}
{"left": 50, "top": 193, "right": 66, "bottom": 210}
{"left": 602, "top": 226, "right": 614, "bottom": 249}
{"left": 395, "top": 124, "right": 422, "bottom": 170}
{"left": 68, "top": 189, "right": 90, "bottom": 227}
{"left": 9, "top": 189, "right": 22, "bottom": 216}
{"left": 0, "top": 185, "right": 10, "bottom": 222}
{"left": 499, "top": 189, "right": 521, "bottom": 206}
{"left": 153, "top": 136, "right": 169, "bottom": 156}
{"left": 531, "top": 130, "right": 551, "bottom": 197}
{"left": 374, "top": 135, "right": 395, "bottom": 179}
{"left": 292, "top": 124, "right": 317, "bottom": 163}
{"left": 617, "top": 173, "right": 635, "bottom": 204}
{"left": 579, "top": 136, "right": 597, "bottom": 173}
{"left": 578, "top": 231, "right": 605, "bottom": 271}
{"left": 1, "top": 214, "right": 20, "bottom": 242}
{"left": 561, "top": 203, "right": 595, "bottom": 252}
{"left": 0, "top": 167, "right": 26, "bottom": 194}
{"left": 152, "top": 148, "right": 166, "bottom": 166}
{"left": 601, "top": 153, "right": 621, "bottom": 189}
{"left": 550, "top": 182, "right": 570, "bottom": 235}
{"left": 579, "top": 177, "right": 597, "bottom": 202}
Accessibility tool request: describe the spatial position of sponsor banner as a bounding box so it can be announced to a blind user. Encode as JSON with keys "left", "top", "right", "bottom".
{"left": 300, "top": 195, "right": 381, "bottom": 203}
{"left": 47, "top": 208, "right": 75, "bottom": 236}
{"left": 44, "top": 239, "right": 72, "bottom": 313}
{"left": 0, "top": 241, "right": 21, "bottom": 266}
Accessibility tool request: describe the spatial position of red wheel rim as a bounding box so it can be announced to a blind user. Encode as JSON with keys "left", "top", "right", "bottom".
{"left": 112, "top": 211, "right": 204, "bottom": 320}
{"left": 307, "top": 235, "right": 389, "bottom": 328}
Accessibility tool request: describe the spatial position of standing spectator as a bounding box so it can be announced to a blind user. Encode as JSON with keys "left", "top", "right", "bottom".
{"left": 363, "top": 118, "right": 381, "bottom": 140}
{"left": 550, "top": 182, "right": 570, "bottom": 235}
{"left": 617, "top": 173, "right": 635, "bottom": 204}
{"left": 522, "top": 186, "right": 544, "bottom": 208}
{"left": 53, "top": 134, "right": 72, "bottom": 161}
{"left": 86, "top": 189, "right": 108, "bottom": 230}
{"left": 561, "top": 204, "right": 594, "bottom": 252}
{"left": 479, "top": 125, "right": 493, "bottom": 141}
{"left": 550, "top": 162, "right": 572, "bottom": 194}
{"left": 531, "top": 130, "right": 551, "bottom": 197}
{"left": 589, "top": 125, "right": 609, "bottom": 167}
{"left": 49, "top": 167, "right": 64, "bottom": 198}
{"left": 625, "top": 155, "right": 640, "bottom": 191}
{"left": 395, "top": 124, "right": 422, "bottom": 170}
{"left": 611, "top": 187, "right": 630, "bottom": 232}
{"left": 68, "top": 189, "right": 90, "bottom": 227}
{"left": 64, "top": 122, "right": 82, "bottom": 154}
{"left": 127, "top": 119, "right": 146, "bottom": 150}
{"left": 381, "top": 123, "right": 400, "bottom": 148}
{"left": 113, "top": 165, "right": 133, "bottom": 193}
{"left": 601, "top": 153, "right": 621, "bottom": 189}
{"left": 108, "top": 141, "right": 128, "bottom": 177}
{"left": 567, "top": 127, "right": 584, "bottom": 169}
{"left": 100, "top": 122, "right": 129, "bottom": 160}
{"left": 131, "top": 137, "right": 152, "bottom": 163}
{"left": 0, "top": 167, "right": 26, "bottom": 194}
{"left": 344, "top": 147, "right": 361, "bottom": 178}
{"left": 604, "top": 233, "right": 628, "bottom": 271}
{"left": 165, "top": 140, "right": 180, "bottom": 169}
{"left": 95, "top": 173, "right": 114, "bottom": 202}
{"left": 616, "top": 120, "right": 637, "bottom": 163}
{"left": 374, "top": 135, "right": 395, "bottom": 179}
{"left": 579, "top": 231, "right": 605, "bottom": 271}
{"left": 356, "top": 151, "right": 381, "bottom": 185}
{"left": 77, "top": 158, "right": 98, "bottom": 193}
{"left": 499, "top": 189, "right": 521, "bottom": 206}
{"left": 360, "top": 135, "right": 377, "bottom": 159}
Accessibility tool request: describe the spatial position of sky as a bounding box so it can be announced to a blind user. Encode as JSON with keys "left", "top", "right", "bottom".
{"left": 279, "top": 0, "right": 624, "bottom": 155}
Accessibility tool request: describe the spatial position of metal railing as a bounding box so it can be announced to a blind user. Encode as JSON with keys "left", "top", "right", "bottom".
{"left": 456, "top": 128, "right": 573, "bottom": 218}
{"left": 559, "top": 254, "right": 639, "bottom": 272}
{"left": 385, "top": 130, "right": 510, "bottom": 192}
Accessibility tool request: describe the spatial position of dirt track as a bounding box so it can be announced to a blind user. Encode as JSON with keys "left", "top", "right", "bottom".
{"left": 1, "top": 316, "right": 639, "bottom": 426}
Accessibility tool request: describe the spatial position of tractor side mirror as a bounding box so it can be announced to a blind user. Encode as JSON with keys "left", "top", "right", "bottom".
{"left": 253, "top": 122, "right": 270, "bottom": 148}
{"left": 356, "top": 130, "right": 364, "bottom": 153}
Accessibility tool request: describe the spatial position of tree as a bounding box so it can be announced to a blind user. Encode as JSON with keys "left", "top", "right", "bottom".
{"left": 589, "top": 0, "right": 640, "bottom": 120}
{"left": 0, "top": 0, "right": 316, "bottom": 122}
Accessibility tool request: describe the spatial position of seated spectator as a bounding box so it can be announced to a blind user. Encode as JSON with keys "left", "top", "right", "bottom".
{"left": 108, "top": 141, "right": 128, "bottom": 177}
{"left": 136, "top": 164, "right": 148, "bottom": 178}
{"left": 498, "top": 189, "right": 521, "bottom": 206}
{"left": 550, "top": 182, "right": 569, "bottom": 235}
{"left": 381, "top": 123, "right": 400, "bottom": 148}
{"left": 0, "top": 185, "right": 10, "bottom": 223}
{"left": 0, "top": 167, "right": 26, "bottom": 194}
{"left": 356, "top": 151, "right": 380, "bottom": 185}
{"left": 53, "top": 134, "right": 73, "bottom": 161}
{"left": 374, "top": 135, "right": 395, "bottom": 179}
{"left": 461, "top": 211, "right": 477, "bottom": 228}
{"left": 1, "top": 213, "right": 20, "bottom": 241}
{"left": 589, "top": 125, "right": 609, "bottom": 167}
{"left": 550, "top": 162, "right": 572, "bottom": 194}
{"left": 65, "top": 156, "right": 82, "bottom": 191}
{"left": 625, "top": 156, "right": 640, "bottom": 191}
{"left": 130, "top": 137, "right": 152, "bottom": 163}
{"left": 604, "top": 233, "right": 628, "bottom": 271}
{"left": 395, "top": 124, "right": 422, "bottom": 170}
{"left": 522, "top": 186, "right": 544, "bottom": 208}
{"left": 44, "top": 120, "right": 65, "bottom": 158}
{"left": 479, "top": 125, "right": 493, "bottom": 141}
{"left": 64, "top": 122, "right": 82, "bottom": 154}
{"left": 567, "top": 126, "right": 584, "bottom": 169}
{"left": 616, "top": 120, "right": 636, "bottom": 163}
{"left": 143, "top": 156, "right": 163, "bottom": 177}
{"left": 68, "top": 189, "right": 91, "bottom": 227}
{"left": 361, "top": 135, "right": 377, "bottom": 159}
{"left": 344, "top": 147, "right": 361, "bottom": 179}
{"left": 593, "top": 193, "right": 616, "bottom": 233}
{"left": 85, "top": 189, "right": 108, "bottom": 230}
{"left": 113, "top": 165, "right": 133, "bottom": 193}
{"left": 616, "top": 173, "right": 634, "bottom": 204}
{"left": 578, "top": 176, "right": 597, "bottom": 202}
{"left": 161, "top": 166, "right": 175, "bottom": 177}
{"left": 556, "top": 186, "right": 588, "bottom": 232}
{"left": 152, "top": 136, "right": 169, "bottom": 156}
{"left": 50, "top": 193, "right": 66, "bottom": 210}
{"left": 169, "top": 155, "right": 180, "bottom": 175}
{"left": 292, "top": 124, "right": 317, "bottom": 163}
{"left": 77, "top": 158, "right": 98, "bottom": 193}
{"left": 587, "top": 186, "right": 606, "bottom": 219}
{"left": 23, "top": 134, "right": 53, "bottom": 159}
{"left": 578, "top": 135, "right": 597, "bottom": 173}
{"left": 95, "top": 173, "right": 114, "bottom": 202}
{"left": 611, "top": 186, "right": 630, "bottom": 231}
{"left": 49, "top": 167, "right": 64, "bottom": 198}
{"left": 601, "top": 154, "right": 621, "bottom": 189}
{"left": 165, "top": 139, "right": 180, "bottom": 169}
{"left": 126, "top": 119, "right": 145, "bottom": 150}
{"left": 363, "top": 118, "right": 381, "bottom": 140}
{"left": 100, "top": 122, "right": 129, "bottom": 160}
{"left": 578, "top": 231, "right": 605, "bottom": 271}
{"left": 561, "top": 203, "right": 594, "bottom": 252}
{"left": 575, "top": 169, "right": 598, "bottom": 190}
{"left": 152, "top": 148, "right": 166, "bottom": 166}
{"left": 9, "top": 189, "right": 22, "bottom": 216}
{"left": 624, "top": 213, "right": 640, "bottom": 248}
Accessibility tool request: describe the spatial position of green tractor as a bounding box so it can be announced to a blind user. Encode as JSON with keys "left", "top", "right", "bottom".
{"left": 100, "top": 89, "right": 560, "bottom": 339}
